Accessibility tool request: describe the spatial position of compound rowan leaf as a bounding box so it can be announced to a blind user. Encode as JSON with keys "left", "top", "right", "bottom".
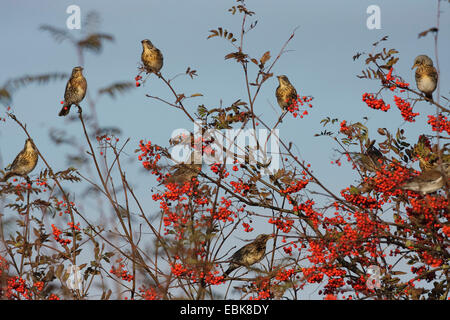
{"left": 207, "top": 28, "right": 237, "bottom": 43}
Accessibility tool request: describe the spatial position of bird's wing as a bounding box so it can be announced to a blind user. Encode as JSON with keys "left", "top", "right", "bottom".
{"left": 288, "top": 86, "right": 298, "bottom": 101}
{"left": 425, "top": 65, "right": 439, "bottom": 83}
{"left": 64, "top": 78, "right": 75, "bottom": 102}
{"left": 367, "top": 146, "right": 384, "bottom": 165}
{"left": 155, "top": 47, "right": 164, "bottom": 60}
{"left": 276, "top": 86, "right": 297, "bottom": 107}
{"left": 416, "top": 170, "right": 443, "bottom": 182}
{"left": 230, "top": 245, "right": 246, "bottom": 262}
{"left": 275, "top": 86, "right": 283, "bottom": 104}
{"left": 231, "top": 242, "right": 254, "bottom": 263}
{"left": 8, "top": 150, "right": 25, "bottom": 171}
{"left": 78, "top": 76, "right": 88, "bottom": 99}
{"left": 81, "top": 76, "right": 87, "bottom": 91}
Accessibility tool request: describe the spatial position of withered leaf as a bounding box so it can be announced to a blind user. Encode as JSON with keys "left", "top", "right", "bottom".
{"left": 418, "top": 27, "right": 438, "bottom": 38}
{"left": 260, "top": 51, "right": 271, "bottom": 65}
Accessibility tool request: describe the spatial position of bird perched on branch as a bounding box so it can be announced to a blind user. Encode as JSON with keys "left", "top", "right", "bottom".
{"left": 412, "top": 55, "right": 438, "bottom": 102}
{"left": 414, "top": 135, "right": 437, "bottom": 171}
{"left": 163, "top": 162, "right": 202, "bottom": 185}
{"left": 141, "top": 39, "right": 164, "bottom": 75}
{"left": 353, "top": 140, "right": 385, "bottom": 173}
{"left": 401, "top": 163, "right": 449, "bottom": 195}
{"left": 276, "top": 75, "right": 297, "bottom": 111}
{"left": 224, "top": 234, "right": 274, "bottom": 277}
{"left": 59, "top": 66, "right": 87, "bottom": 116}
{"left": 162, "top": 151, "right": 202, "bottom": 185}
{"left": 413, "top": 135, "right": 450, "bottom": 172}
{"left": 2, "top": 138, "right": 38, "bottom": 182}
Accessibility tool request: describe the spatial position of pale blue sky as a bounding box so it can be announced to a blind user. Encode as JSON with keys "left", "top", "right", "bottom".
{"left": 1, "top": 0, "right": 448, "bottom": 188}
{"left": 0, "top": 0, "right": 449, "bottom": 298}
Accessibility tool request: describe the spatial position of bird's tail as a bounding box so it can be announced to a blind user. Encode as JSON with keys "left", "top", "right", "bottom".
{"left": 58, "top": 104, "right": 71, "bottom": 117}
{"left": 223, "top": 264, "right": 237, "bottom": 277}
{"left": 1, "top": 172, "right": 14, "bottom": 182}
{"left": 425, "top": 93, "right": 433, "bottom": 103}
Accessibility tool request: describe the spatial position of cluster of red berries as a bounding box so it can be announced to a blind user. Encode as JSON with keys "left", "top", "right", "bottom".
{"left": 302, "top": 266, "right": 324, "bottom": 283}
{"left": 242, "top": 222, "right": 253, "bottom": 232}
{"left": 268, "top": 217, "right": 294, "bottom": 233}
{"left": 110, "top": 259, "right": 134, "bottom": 282}
{"left": 230, "top": 179, "right": 251, "bottom": 195}
{"left": 427, "top": 114, "right": 450, "bottom": 134}
{"left": 55, "top": 199, "right": 75, "bottom": 217}
{"left": 362, "top": 93, "right": 390, "bottom": 112}
{"left": 207, "top": 197, "right": 235, "bottom": 222}
{"left": 385, "top": 68, "right": 410, "bottom": 91}
{"left": 51, "top": 224, "right": 71, "bottom": 246}
{"left": 137, "top": 140, "right": 162, "bottom": 177}
{"left": 6, "top": 277, "right": 32, "bottom": 300}
{"left": 293, "top": 200, "right": 322, "bottom": 229}
{"left": 341, "top": 190, "right": 381, "bottom": 210}
{"left": 394, "top": 95, "right": 419, "bottom": 122}
{"left": 5, "top": 277, "right": 48, "bottom": 300}
{"left": 210, "top": 163, "right": 230, "bottom": 178}
{"left": 67, "top": 221, "right": 81, "bottom": 231}
{"left": 170, "top": 261, "right": 224, "bottom": 285}
{"left": 279, "top": 177, "right": 310, "bottom": 195}
{"left": 339, "top": 120, "right": 352, "bottom": 136}
{"left": 286, "top": 95, "right": 313, "bottom": 118}
{"left": 442, "top": 225, "right": 450, "bottom": 237}
{"left": 249, "top": 277, "right": 271, "bottom": 300}
{"left": 135, "top": 75, "right": 143, "bottom": 87}
{"left": 139, "top": 286, "right": 160, "bottom": 300}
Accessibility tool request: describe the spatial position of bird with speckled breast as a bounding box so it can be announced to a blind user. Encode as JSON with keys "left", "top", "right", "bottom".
{"left": 2, "top": 138, "right": 38, "bottom": 182}
{"left": 224, "top": 234, "right": 274, "bottom": 277}
{"left": 401, "top": 163, "right": 449, "bottom": 195}
{"left": 276, "top": 75, "right": 298, "bottom": 111}
{"left": 412, "top": 55, "right": 438, "bottom": 102}
{"left": 141, "top": 39, "right": 164, "bottom": 75}
{"left": 59, "top": 66, "right": 87, "bottom": 116}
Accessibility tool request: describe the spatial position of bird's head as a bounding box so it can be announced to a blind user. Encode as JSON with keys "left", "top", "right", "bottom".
{"left": 141, "top": 39, "right": 153, "bottom": 48}
{"left": 72, "top": 66, "right": 84, "bottom": 76}
{"left": 412, "top": 55, "right": 433, "bottom": 69}
{"left": 25, "top": 138, "right": 36, "bottom": 151}
{"left": 255, "top": 234, "right": 275, "bottom": 243}
{"left": 277, "top": 75, "right": 290, "bottom": 86}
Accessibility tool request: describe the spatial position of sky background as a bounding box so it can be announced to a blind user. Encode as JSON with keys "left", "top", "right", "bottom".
{"left": 0, "top": 0, "right": 449, "bottom": 299}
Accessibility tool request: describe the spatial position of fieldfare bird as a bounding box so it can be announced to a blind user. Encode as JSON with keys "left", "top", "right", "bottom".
{"left": 413, "top": 135, "right": 450, "bottom": 171}
{"left": 59, "top": 66, "right": 87, "bottom": 116}
{"left": 163, "top": 151, "right": 202, "bottom": 185}
{"left": 412, "top": 55, "right": 438, "bottom": 101}
{"left": 141, "top": 39, "right": 164, "bottom": 75}
{"left": 414, "top": 135, "right": 437, "bottom": 171}
{"left": 353, "top": 140, "right": 385, "bottom": 173}
{"left": 164, "top": 162, "right": 202, "bottom": 185}
{"left": 276, "top": 75, "right": 297, "bottom": 110}
{"left": 401, "top": 164, "right": 450, "bottom": 195}
{"left": 2, "top": 138, "right": 38, "bottom": 182}
{"left": 224, "top": 234, "right": 274, "bottom": 277}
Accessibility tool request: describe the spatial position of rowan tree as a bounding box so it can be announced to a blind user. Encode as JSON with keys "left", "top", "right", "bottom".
{"left": 0, "top": 1, "right": 449, "bottom": 300}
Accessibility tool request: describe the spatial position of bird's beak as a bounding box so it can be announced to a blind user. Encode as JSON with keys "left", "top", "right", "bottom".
{"left": 411, "top": 63, "right": 417, "bottom": 70}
